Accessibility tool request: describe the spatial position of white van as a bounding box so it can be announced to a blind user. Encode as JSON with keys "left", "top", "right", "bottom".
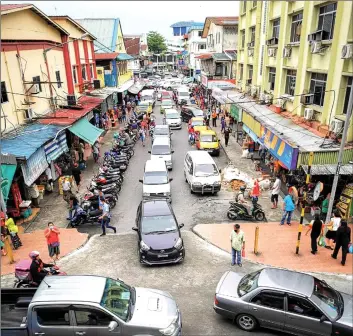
{"left": 184, "top": 151, "right": 221, "bottom": 195}
{"left": 164, "top": 109, "right": 182, "bottom": 129}
{"left": 149, "top": 137, "right": 174, "bottom": 170}
{"left": 152, "top": 125, "right": 172, "bottom": 142}
{"left": 140, "top": 89, "right": 155, "bottom": 106}
{"left": 139, "top": 159, "right": 172, "bottom": 202}
{"left": 176, "top": 86, "right": 190, "bottom": 104}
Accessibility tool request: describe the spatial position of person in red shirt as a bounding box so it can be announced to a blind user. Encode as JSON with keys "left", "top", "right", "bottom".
{"left": 44, "top": 222, "right": 60, "bottom": 262}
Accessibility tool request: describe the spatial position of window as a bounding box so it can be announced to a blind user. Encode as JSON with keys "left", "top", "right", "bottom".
{"left": 242, "top": 0, "right": 247, "bottom": 13}
{"left": 290, "top": 12, "right": 303, "bottom": 43}
{"left": 252, "top": 0, "right": 257, "bottom": 8}
{"left": 310, "top": 72, "right": 327, "bottom": 106}
{"left": 215, "top": 63, "right": 223, "bottom": 76}
{"left": 198, "top": 30, "right": 202, "bottom": 37}
{"left": 90, "top": 64, "right": 94, "bottom": 79}
{"left": 32, "top": 76, "right": 42, "bottom": 92}
{"left": 208, "top": 34, "right": 214, "bottom": 47}
{"left": 268, "top": 67, "right": 276, "bottom": 91}
{"left": 318, "top": 3, "right": 337, "bottom": 40}
{"left": 250, "top": 26, "right": 256, "bottom": 43}
{"left": 73, "top": 66, "right": 78, "bottom": 84}
{"left": 272, "top": 19, "right": 280, "bottom": 39}
{"left": 1, "top": 81, "right": 9, "bottom": 103}
{"left": 248, "top": 65, "right": 253, "bottom": 80}
{"left": 238, "top": 270, "right": 260, "bottom": 296}
{"left": 343, "top": 77, "right": 353, "bottom": 114}
{"left": 36, "top": 307, "right": 70, "bottom": 326}
{"left": 82, "top": 66, "right": 87, "bottom": 81}
{"left": 216, "top": 32, "right": 221, "bottom": 44}
{"left": 287, "top": 296, "right": 322, "bottom": 319}
{"left": 241, "top": 30, "right": 245, "bottom": 48}
{"left": 239, "top": 64, "right": 244, "bottom": 80}
{"left": 251, "top": 291, "right": 284, "bottom": 310}
{"left": 285, "top": 70, "right": 296, "bottom": 96}
{"left": 55, "top": 71, "right": 61, "bottom": 88}
{"left": 198, "top": 44, "right": 206, "bottom": 50}
{"left": 74, "top": 307, "right": 111, "bottom": 326}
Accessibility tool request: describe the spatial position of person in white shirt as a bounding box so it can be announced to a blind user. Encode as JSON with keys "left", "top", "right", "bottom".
{"left": 271, "top": 175, "right": 282, "bottom": 209}
{"left": 325, "top": 212, "right": 341, "bottom": 250}
{"left": 62, "top": 178, "right": 71, "bottom": 203}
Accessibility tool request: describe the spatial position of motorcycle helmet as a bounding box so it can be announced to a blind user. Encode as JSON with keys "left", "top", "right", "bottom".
{"left": 93, "top": 190, "right": 99, "bottom": 196}
{"left": 240, "top": 186, "right": 246, "bottom": 192}
{"left": 29, "top": 251, "right": 40, "bottom": 259}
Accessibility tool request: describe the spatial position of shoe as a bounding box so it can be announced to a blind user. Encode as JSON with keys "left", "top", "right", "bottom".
{"left": 311, "top": 251, "right": 316, "bottom": 255}
{"left": 331, "top": 254, "right": 337, "bottom": 259}
{"left": 341, "top": 261, "right": 345, "bottom": 266}
{"left": 238, "top": 263, "right": 243, "bottom": 267}
{"left": 231, "top": 263, "right": 235, "bottom": 266}
{"left": 113, "top": 229, "right": 117, "bottom": 234}
{"left": 100, "top": 233, "right": 106, "bottom": 237}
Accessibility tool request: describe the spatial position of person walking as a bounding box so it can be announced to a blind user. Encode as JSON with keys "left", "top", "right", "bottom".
{"left": 212, "top": 110, "right": 217, "bottom": 127}
{"left": 5, "top": 216, "right": 22, "bottom": 250}
{"left": 71, "top": 162, "right": 82, "bottom": 190}
{"left": 325, "top": 212, "right": 341, "bottom": 250}
{"left": 78, "top": 142, "right": 85, "bottom": 162}
{"left": 271, "top": 175, "right": 282, "bottom": 209}
{"left": 331, "top": 221, "right": 351, "bottom": 266}
{"left": 62, "top": 177, "right": 72, "bottom": 204}
{"left": 139, "top": 127, "right": 146, "bottom": 147}
{"left": 321, "top": 193, "right": 330, "bottom": 221}
{"left": 92, "top": 141, "right": 100, "bottom": 163}
{"left": 280, "top": 191, "right": 296, "bottom": 226}
{"left": 221, "top": 116, "right": 226, "bottom": 133}
{"left": 224, "top": 126, "right": 230, "bottom": 147}
{"left": 230, "top": 224, "right": 245, "bottom": 267}
{"left": 99, "top": 198, "right": 116, "bottom": 236}
{"left": 305, "top": 214, "right": 324, "bottom": 254}
{"left": 44, "top": 222, "right": 60, "bottom": 262}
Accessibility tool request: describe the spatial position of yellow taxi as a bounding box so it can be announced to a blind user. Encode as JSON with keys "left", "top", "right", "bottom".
{"left": 189, "top": 117, "right": 208, "bottom": 133}
{"left": 196, "top": 129, "right": 220, "bottom": 156}
{"left": 136, "top": 101, "right": 153, "bottom": 117}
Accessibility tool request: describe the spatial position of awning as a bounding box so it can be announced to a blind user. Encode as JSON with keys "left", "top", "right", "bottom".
{"left": 69, "top": 118, "right": 104, "bottom": 145}
{"left": 128, "top": 82, "right": 145, "bottom": 95}
{"left": 243, "top": 125, "right": 263, "bottom": 145}
{"left": 21, "top": 147, "right": 49, "bottom": 186}
{"left": 195, "top": 53, "right": 213, "bottom": 60}
{"left": 116, "top": 79, "right": 134, "bottom": 93}
{"left": 117, "top": 53, "right": 134, "bottom": 61}
{"left": 1, "top": 163, "right": 17, "bottom": 201}
{"left": 1, "top": 124, "right": 65, "bottom": 159}
{"left": 225, "top": 50, "right": 237, "bottom": 60}
{"left": 44, "top": 131, "right": 69, "bottom": 163}
{"left": 212, "top": 53, "right": 231, "bottom": 61}
{"left": 39, "top": 96, "right": 103, "bottom": 126}
{"left": 301, "top": 164, "right": 353, "bottom": 176}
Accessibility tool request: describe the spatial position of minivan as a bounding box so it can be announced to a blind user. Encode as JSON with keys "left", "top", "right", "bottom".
{"left": 176, "top": 86, "right": 190, "bottom": 104}
{"left": 140, "top": 159, "right": 172, "bottom": 202}
{"left": 152, "top": 125, "right": 172, "bottom": 142}
{"left": 184, "top": 151, "right": 221, "bottom": 195}
{"left": 149, "top": 137, "right": 174, "bottom": 170}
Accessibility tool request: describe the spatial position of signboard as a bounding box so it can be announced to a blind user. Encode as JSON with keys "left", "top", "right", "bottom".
{"left": 230, "top": 104, "right": 239, "bottom": 121}
{"left": 207, "top": 79, "right": 236, "bottom": 90}
{"left": 201, "top": 75, "right": 208, "bottom": 87}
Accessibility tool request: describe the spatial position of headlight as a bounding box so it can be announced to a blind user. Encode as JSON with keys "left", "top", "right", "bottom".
{"left": 164, "top": 191, "right": 171, "bottom": 196}
{"left": 193, "top": 182, "right": 202, "bottom": 186}
{"left": 213, "top": 181, "right": 221, "bottom": 185}
{"left": 140, "top": 241, "right": 150, "bottom": 251}
{"left": 143, "top": 192, "right": 150, "bottom": 197}
{"left": 159, "top": 317, "right": 178, "bottom": 336}
{"left": 174, "top": 238, "right": 183, "bottom": 249}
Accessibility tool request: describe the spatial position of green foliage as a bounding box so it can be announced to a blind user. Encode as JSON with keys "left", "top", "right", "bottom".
{"left": 147, "top": 31, "right": 167, "bottom": 54}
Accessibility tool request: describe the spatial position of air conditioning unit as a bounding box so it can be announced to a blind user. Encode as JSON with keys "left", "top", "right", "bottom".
{"left": 304, "top": 108, "right": 314, "bottom": 120}
{"left": 268, "top": 48, "right": 276, "bottom": 57}
{"left": 276, "top": 98, "right": 284, "bottom": 107}
{"left": 247, "top": 41, "right": 255, "bottom": 48}
{"left": 93, "top": 79, "right": 101, "bottom": 89}
{"left": 311, "top": 41, "right": 322, "bottom": 54}
{"left": 24, "top": 108, "right": 33, "bottom": 120}
{"left": 301, "top": 94, "right": 314, "bottom": 105}
{"left": 330, "top": 119, "right": 344, "bottom": 133}
{"left": 248, "top": 48, "right": 254, "bottom": 57}
{"left": 283, "top": 46, "right": 292, "bottom": 58}
{"left": 341, "top": 44, "right": 353, "bottom": 59}
{"left": 29, "top": 84, "right": 40, "bottom": 95}
{"left": 67, "top": 95, "right": 77, "bottom": 106}
{"left": 264, "top": 94, "right": 272, "bottom": 104}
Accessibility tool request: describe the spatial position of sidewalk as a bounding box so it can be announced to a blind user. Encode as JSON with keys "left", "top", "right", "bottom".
{"left": 193, "top": 222, "right": 353, "bottom": 275}
{"left": 1, "top": 228, "right": 88, "bottom": 275}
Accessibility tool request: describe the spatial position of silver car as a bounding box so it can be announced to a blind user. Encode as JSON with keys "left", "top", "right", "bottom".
{"left": 214, "top": 268, "right": 352, "bottom": 336}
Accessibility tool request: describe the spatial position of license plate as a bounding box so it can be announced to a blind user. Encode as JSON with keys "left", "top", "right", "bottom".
{"left": 207, "top": 149, "right": 213, "bottom": 152}
{"left": 157, "top": 254, "right": 168, "bottom": 258}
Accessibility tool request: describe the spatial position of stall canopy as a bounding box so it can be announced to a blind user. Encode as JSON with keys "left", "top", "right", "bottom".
{"left": 44, "top": 131, "right": 69, "bottom": 163}
{"left": 69, "top": 118, "right": 104, "bottom": 145}
{"left": 301, "top": 164, "right": 353, "bottom": 176}
{"left": 116, "top": 53, "right": 134, "bottom": 61}
{"left": 0, "top": 154, "right": 17, "bottom": 201}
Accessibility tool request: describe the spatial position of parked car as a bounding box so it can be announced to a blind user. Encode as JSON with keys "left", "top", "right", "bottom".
{"left": 196, "top": 129, "right": 220, "bottom": 156}
{"left": 132, "top": 200, "right": 185, "bottom": 265}
{"left": 214, "top": 267, "right": 353, "bottom": 336}
{"left": 181, "top": 106, "right": 205, "bottom": 122}
{"left": 164, "top": 109, "right": 182, "bottom": 129}
{"left": 150, "top": 137, "right": 174, "bottom": 170}
{"left": 1, "top": 275, "right": 182, "bottom": 336}
{"left": 160, "top": 99, "right": 175, "bottom": 114}
{"left": 152, "top": 125, "right": 173, "bottom": 142}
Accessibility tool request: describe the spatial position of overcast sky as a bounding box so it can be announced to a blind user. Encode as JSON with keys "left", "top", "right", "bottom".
{"left": 3, "top": 1, "right": 239, "bottom": 37}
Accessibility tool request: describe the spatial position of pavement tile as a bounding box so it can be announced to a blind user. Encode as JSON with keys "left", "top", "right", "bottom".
{"left": 0, "top": 228, "right": 88, "bottom": 275}
{"left": 194, "top": 222, "right": 353, "bottom": 275}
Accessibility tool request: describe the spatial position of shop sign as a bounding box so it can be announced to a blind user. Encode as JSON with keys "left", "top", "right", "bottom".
{"left": 1, "top": 164, "right": 16, "bottom": 201}
{"left": 261, "top": 128, "right": 299, "bottom": 170}
{"left": 242, "top": 111, "right": 261, "bottom": 137}
{"left": 21, "top": 147, "right": 49, "bottom": 186}
{"left": 208, "top": 79, "right": 236, "bottom": 90}
{"left": 230, "top": 104, "right": 239, "bottom": 121}
{"left": 243, "top": 124, "right": 260, "bottom": 143}
{"left": 201, "top": 75, "right": 208, "bottom": 87}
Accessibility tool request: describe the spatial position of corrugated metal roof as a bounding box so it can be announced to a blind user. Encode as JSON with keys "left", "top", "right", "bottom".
{"left": 170, "top": 21, "right": 203, "bottom": 28}
{"left": 225, "top": 50, "right": 237, "bottom": 60}
{"left": 301, "top": 164, "right": 353, "bottom": 176}
{"left": 95, "top": 52, "right": 118, "bottom": 60}
{"left": 187, "top": 25, "right": 204, "bottom": 32}
{"left": 0, "top": 153, "right": 17, "bottom": 165}
{"left": 212, "top": 53, "right": 231, "bottom": 61}
{"left": 1, "top": 124, "right": 64, "bottom": 160}
{"left": 116, "top": 53, "right": 133, "bottom": 60}
{"left": 195, "top": 53, "right": 213, "bottom": 60}
{"left": 0, "top": 4, "right": 31, "bottom": 12}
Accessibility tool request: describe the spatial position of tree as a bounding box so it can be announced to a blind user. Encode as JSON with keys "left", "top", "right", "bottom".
{"left": 147, "top": 31, "right": 167, "bottom": 54}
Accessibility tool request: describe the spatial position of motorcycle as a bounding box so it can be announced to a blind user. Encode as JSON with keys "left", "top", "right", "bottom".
{"left": 84, "top": 191, "right": 117, "bottom": 209}
{"left": 227, "top": 198, "right": 266, "bottom": 221}
{"left": 14, "top": 259, "right": 67, "bottom": 288}
{"left": 70, "top": 205, "right": 102, "bottom": 227}
{"left": 89, "top": 181, "right": 119, "bottom": 196}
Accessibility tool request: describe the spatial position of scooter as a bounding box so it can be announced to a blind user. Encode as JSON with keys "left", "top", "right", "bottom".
{"left": 70, "top": 206, "right": 102, "bottom": 227}
{"left": 84, "top": 191, "right": 117, "bottom": 209}
{"left": 227, "top": 198, "right": 266, "bottom": 221}
{"left": 89, "top": 181, "right": 119, "bottom": 195}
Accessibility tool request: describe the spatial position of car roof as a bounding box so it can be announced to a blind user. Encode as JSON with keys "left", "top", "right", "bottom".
{"left": 32, "top": 276, "right": 107, "bottom": 303}
{"left": 258, "top": 268, "right": 314, "bottom": 297}
{"left": 155, "top": 124, "right": 169, "bottom": 130}
{"left": 162, "top": 99, "right": 173, "bottom": 103}
{"left": 165, "top": 109, "right": 179, "bottom": 114}
{"left": 200, "top": 130, "right": 216, "bottom": 136}
{"left": 186, "top": 150, "right": 215, "bottom": 163}
{"left": 142, "top": 200, "right": 172, "bottom": 217}
{"left": 145, "top": 159, "right": 167, "bottom": 172}
{"left": 141, "top": 89, "right": 154, "bottom": 95}
{"left": 191, "top": 117, "right": 204, "bottom": 121}
{"left": 153, "top": 137, "right": 170, "bottom": 145}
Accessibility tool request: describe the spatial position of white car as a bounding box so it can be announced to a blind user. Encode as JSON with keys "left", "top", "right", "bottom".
{"left": 164, "top": 109, "right": 182, "bottom": 129}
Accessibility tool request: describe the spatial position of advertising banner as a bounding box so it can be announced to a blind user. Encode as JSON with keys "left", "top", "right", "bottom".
{"left": 201, "top": 75, "right": 208, "bottom": 87}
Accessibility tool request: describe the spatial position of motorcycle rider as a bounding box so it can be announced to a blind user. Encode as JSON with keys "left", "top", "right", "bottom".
{"left": 235, "top": 186, "right": 252, "bottom": 215}
{"left": 29, "top": 251, "right": 54, "bottom": 285}
{"left": 122, "top": 130, "right": 132, "bottom": 145}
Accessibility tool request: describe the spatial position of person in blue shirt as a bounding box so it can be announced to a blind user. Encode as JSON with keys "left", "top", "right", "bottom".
{"left": 280, "top": 191, "right": 296, "bottom": 226}
{"left": 98, "top": 199, "right": 116, "bottom": 236}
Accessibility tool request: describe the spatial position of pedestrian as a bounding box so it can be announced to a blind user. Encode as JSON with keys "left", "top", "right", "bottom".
{"left": 229, "top": 115, "right": 234, "bottom": 132}
{"left": 271, "top": 175, "right": 282, "bottom": 209}
{"left": 224, "top": 126, "right": 230, "bottom": 147}
{"left": 305, "top": 214, "right": 324, "bottom": 254}
{"left": 78, "top": 141, "right": 85, "bottom": 162}
{"left": 5, "top": 216, "right": 22, "bottom": 250}
{"left": 0, "top": 233, "right": 6, "bottom": 256}
{"left": 325, "top": 211, "right": 341, "bottom": 250}
{"left": 92, "top": 141, "right": 100, "bottom": 163}
{"left": 205, "top": 116, "right": 210, "bottom": 127}
{"left": 45, "top": 166, "right": 54, "bottom": 192}
{"left": 331, "top": 221, "right": 351, "bottom": 266}
{"left": 44, "top": 222, "right": 60, "bottom": 262}
{"left": 212, "top": 110, "right": 217, "bottom": 127}
{"left": 68, "top": 194, "right": 79, "bottom": 221}
{"left": 280, "top": 191, "right": 296, "bottom": 226}
{"left": 139, "top": 127, "right": 146, "bottom": 147}
{"left": 230, "top": 224, "right": 245, "bottom": 267}
{"left": 99, "top": 198, "right": 116, "bottom": 236}
{"left": 321, "top": 193, "right": 330, "bottom": 221}
{"left": 251, "top": 178, "right": 260, "bottom": 203}
{"left": 221, "top": 116, "right": 226, "bottom": 133}
{"left": 71, "top": 162, "right": 82, "bottom": 190}
{"left": 216, "top": 106, "right": 220, "bottom": 119}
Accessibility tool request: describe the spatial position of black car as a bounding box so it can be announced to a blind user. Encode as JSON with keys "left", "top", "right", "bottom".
{"left": 181, "top": 106, "right": 205, "bottom": 122}
{"left": 132, "top": 200, "right": 185, "bottom": 265}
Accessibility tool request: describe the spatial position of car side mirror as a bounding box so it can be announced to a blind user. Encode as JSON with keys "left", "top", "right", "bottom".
{"left": 170, "top": 132, "right": 173, "bottom": 135}
{"left": 108, "top": 321, "right": 118, "bottom": 331}
{"left": 132, "top": 227, "right": 138, "bottom": 232}
{"left": 171, "top": 150, "right": 175, "bottom": 154}
{"left": 218, "top": 139, "right": 220, "bottom": 142}
{"left": 219, "top": 169, "right": 221, "bottom": 173}
{"left": 169, "top": 178, "right": 173, "bottom": 182}
{"left": 320, "top": 315, "right": 327, "bottom": 323}
{"left": 148, "top": 151, "right": 151, "bottom": 154}
{"left": 138, "top": 179, "right": 143, "bottom": 183}
{"left": 179, "top": 223, "right": 184, "bottom": 228}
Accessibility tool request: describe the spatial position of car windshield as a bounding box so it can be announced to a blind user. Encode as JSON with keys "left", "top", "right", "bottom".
{"left": 237, "top": 271, "right": 260, "bottom": 297}
{"left": 142, "top": 215, "right": 177, "bottom": 234}
{"left": 152, "top": 145, "right": 171, "bottom": 155}
{"left": 201, "top": 135, "right": 217, "bottom": 142}
{"left": 162, "top": 100, "right": 173, "bottom": 106}
{"left": 100, "top": 278, "right": 132, "bottom": 322}
{"left": 166, "top": 113, "right": 180, "bottom": 119}
{"left": 141, "top": 96, "right": 153, "bottom": 101}
{"left": 310, "top": 278, "right": 342, "bottom": 320}
{"left": 144, "top": 171, "right": 168, "bottom": 185}
{"left": 155, "top": 128, "right": 169, "bottom": 135}
{"left": 179, "top": 92, "right": 189, "bottom": 96}
{"left": 194, "top": 164, "right": 218, "bottom": 177}
{"left": 192, "top": 110, "right": 204, "bottom": 117}
{"left": 192, "top": 120, "right": 204, "bottom": 126}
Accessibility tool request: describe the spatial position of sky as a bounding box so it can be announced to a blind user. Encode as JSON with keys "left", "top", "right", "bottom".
{"left": 2, "top": 1, "right": 239, "bottom": 37}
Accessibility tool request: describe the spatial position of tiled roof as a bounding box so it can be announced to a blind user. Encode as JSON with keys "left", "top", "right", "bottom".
{"left": 170, "top": 21, "right": 203, "bottom": 28}
{"left": 195, "top": 53, "right": 213, "bottom": 60}
{"left": 0, "top": 3, "right": 31, "bottom": 12}
{"left": 124, "top": 37, "right": 140, "bottom": 56}
{"left": 202, "top": 16, "right": 238, "bottom": 38}
{"left": 95, "top": 52, "right": 119, "bottom": 60}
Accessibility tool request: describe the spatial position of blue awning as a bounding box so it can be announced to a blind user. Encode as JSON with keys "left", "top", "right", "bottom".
{"left": 116, "top": 53, "right": 134, "bottom": 61}
{"left": 69, "top": 118, "right": 104, "bottom": 145}
{"left": 1, "top": 124, "right": 65, "bottom": 160}
{"left": 44, "top": 131, "right": 69, "bottom": 163}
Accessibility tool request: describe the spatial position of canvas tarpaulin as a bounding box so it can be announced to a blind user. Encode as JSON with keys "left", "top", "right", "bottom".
{"left": 69, "top": 118, "right": 104, "bottom": 145}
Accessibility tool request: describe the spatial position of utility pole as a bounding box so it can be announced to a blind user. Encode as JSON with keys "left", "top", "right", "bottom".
{"left": 325, "top": 82, "right": 353, "bottom": 223}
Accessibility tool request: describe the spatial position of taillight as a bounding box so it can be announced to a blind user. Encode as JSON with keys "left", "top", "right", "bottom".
{"left": 214, "top": 296, "right": 219, "bottom": 306}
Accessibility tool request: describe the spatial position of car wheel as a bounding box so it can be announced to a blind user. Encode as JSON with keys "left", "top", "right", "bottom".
{"left": 236, "top": 314, "right": 257, "bottom": 331}
{"left": 190, "top": 188, "right": 194, "bottom": 194}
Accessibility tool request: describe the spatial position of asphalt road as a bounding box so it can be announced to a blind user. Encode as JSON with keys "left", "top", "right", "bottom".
{"left": 76, "top": 102, "right": 231, "bottom": 236}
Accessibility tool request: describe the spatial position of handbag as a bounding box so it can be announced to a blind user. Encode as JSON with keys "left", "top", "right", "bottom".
{"left": 51, "top": 241, "right": 60, "bottom": 248}
{"left": 318, "top": 235, "right": 326, "bottom": 247}
{"left": 242, "top": 248, "right": 246, "bottom": 258}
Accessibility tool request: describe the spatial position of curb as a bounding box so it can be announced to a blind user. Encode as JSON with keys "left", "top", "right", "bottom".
{"left": 191, "top": 226, "right": 353, "bottom": 278}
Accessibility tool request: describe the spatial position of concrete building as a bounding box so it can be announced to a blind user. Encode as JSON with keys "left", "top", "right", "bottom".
{"left": 237, "top": 0, "right": 353, "bottom": 144}
{"left": 124, "top": 36, "right": 142, "bottom": 73}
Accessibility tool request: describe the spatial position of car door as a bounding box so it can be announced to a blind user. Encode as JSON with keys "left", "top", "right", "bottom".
{"left": 284, "top": 294, "right": 332, "bottom": 336}
{"left": 31, "top": 306, "right": 74, "bottom": 336}
{"left": 71, "top": 306, "right": 121, "bottom": 336}
{"left": 247, "top": 290, "right": 286, "bottom": 332}
{"left": 184, "top": 154, "right": 192, "bottom": 183}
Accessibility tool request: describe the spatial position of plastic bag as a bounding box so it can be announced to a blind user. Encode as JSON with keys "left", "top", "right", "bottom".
{"left": 242, "top": 248, "right": 246, "bottom": 258}
{"left": 348, "top": 243, "right": 353, "bottom": 254}
{"left": 318, "top": 235, "right": 326, "bottom": 247}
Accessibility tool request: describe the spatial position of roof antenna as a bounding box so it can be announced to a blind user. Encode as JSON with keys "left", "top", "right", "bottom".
{"left": 42, "top": 278, "right": 51, "bottom": 288}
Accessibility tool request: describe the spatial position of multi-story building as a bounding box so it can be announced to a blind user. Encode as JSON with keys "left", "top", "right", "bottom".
{"left": 237, "top": 0, "right": 353, "bottom": 146}
{"left": 124, "top": 36, "right": 142, "bottom": 73}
